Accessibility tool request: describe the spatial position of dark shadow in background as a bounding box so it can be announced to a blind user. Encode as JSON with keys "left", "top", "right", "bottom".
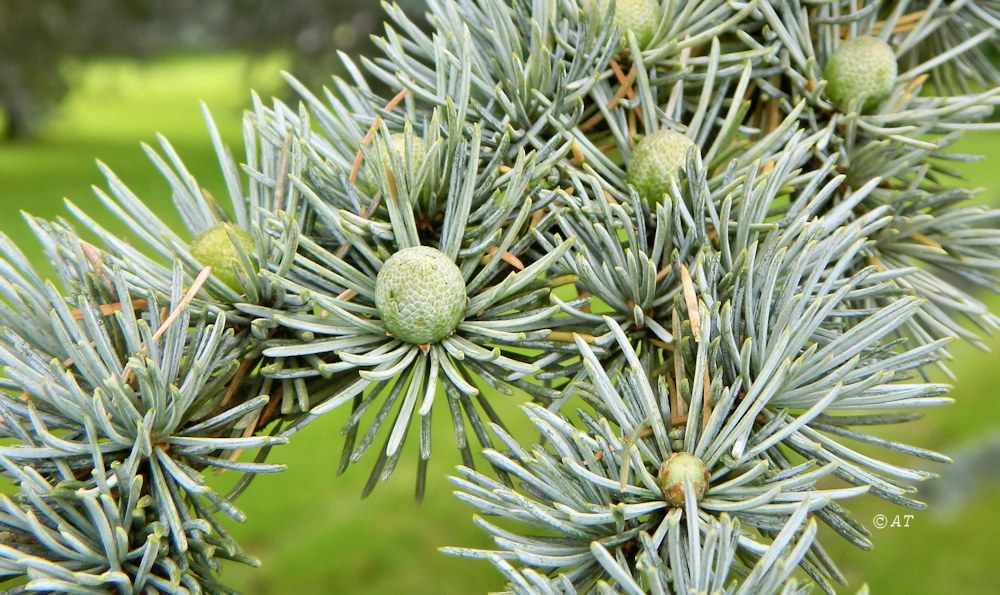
{"left": 0, "top": 0, "right": 424, "bottom": 140}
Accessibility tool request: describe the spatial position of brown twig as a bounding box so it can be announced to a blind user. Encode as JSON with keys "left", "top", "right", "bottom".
{"left": 649, "top": 338, "right": 673, "bottom": 351}
{"left": 121, "top": 267, "right": 212, "bottom": 383}
{"left": 570, "top": 142, "right": 586, "bottom": 167}
{"left": 548, "top": 331, "right": 595, "bottom": 344}
{"left": 70, "top": 299, "right": 148, "bottom": 321}
{"left": 225, "top": 385, "right": 285, "bottom": 467}
{"left": 679, "top": 264, "right": 702, "bottom": 343}
{"left": 765, "top": 77, "right": 781, "bottom": 134}
{"left": 579, "top": 63, "right": 639, "bottom": 133}
{"left": 871, "top": 10, "right": 927, "bottom": 35}
{"left": 272, "top": 133, "right": 294, "bottom": 212}
{"left": 482, "top": 246, "right": 526, "bottom": 271}
{"left": 349, "top": 88, "right": 411, "bottom": 184}
{"left": 81, "top": 242, "right": 113, "bottom": 293}
{"left": 892, "top": 74, "right": 929, "bottom": 111}
{"left": 221, "top": 359, "right": 256, "bottom": 408}
{"left": 529, "top": 208, "right": 547, "bottom": 230}
{"left": 151, "top": 268, "right": 212, "bottom": 343}
{"left": 610, "top": 61, "right": 643, "bottom": 128}
{"left": 910, "top": 232, "right": 943, "bottom": 250}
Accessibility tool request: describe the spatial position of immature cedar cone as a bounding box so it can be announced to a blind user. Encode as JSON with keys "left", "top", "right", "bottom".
{"left": 593, "top": 0, "right": 661, "bottom": 48}
{"left": 657, "top": 452, "right": 710, "bottom": 507}
{"left": 362, "top": 133, "right": 429, "bottom": 201}
{"left": 626, "top": 129, "right": 696, "bottom": 206}
{"left": 824, "top": 36, "right": 898, "bottom": 113}
{"left": 190, "top": 222, "right": 256, "bottom": 290}
{"left": 375, "top": 246, "right": 467, "bottom": 345}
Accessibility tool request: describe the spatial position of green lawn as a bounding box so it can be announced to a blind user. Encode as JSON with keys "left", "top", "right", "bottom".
{"left": 1, "top": 53, "right": 999, "bottom": 594}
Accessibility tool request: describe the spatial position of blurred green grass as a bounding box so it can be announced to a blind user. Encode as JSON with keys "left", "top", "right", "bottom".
{"left": 1, "top": 53, "right": 999, "bottom": 594}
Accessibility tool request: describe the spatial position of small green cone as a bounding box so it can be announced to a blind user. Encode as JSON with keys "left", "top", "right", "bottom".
{"left": 657, "top": 452, "right": 710, "bottom": 507}
{"left": 190, "top": 222, "right": 256, "bottom": 291}
{"left": 593, "top": 0, "right": 661, "bottom": 49}
{"left": 360, "top": 133, "right": 429, "bottom": 202}
{"left": 375, "top": 246, "right": 467, "bottom": 345}
{"left": 824, "top": 36, "right": 898, "bottom": 113}
{"left": 627, "top": 128, "right": 696, "bottom": 206}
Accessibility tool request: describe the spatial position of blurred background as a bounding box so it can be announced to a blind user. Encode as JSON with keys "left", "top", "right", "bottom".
{"left": 1, "top": 1, "right": 999, "bottom": 593}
